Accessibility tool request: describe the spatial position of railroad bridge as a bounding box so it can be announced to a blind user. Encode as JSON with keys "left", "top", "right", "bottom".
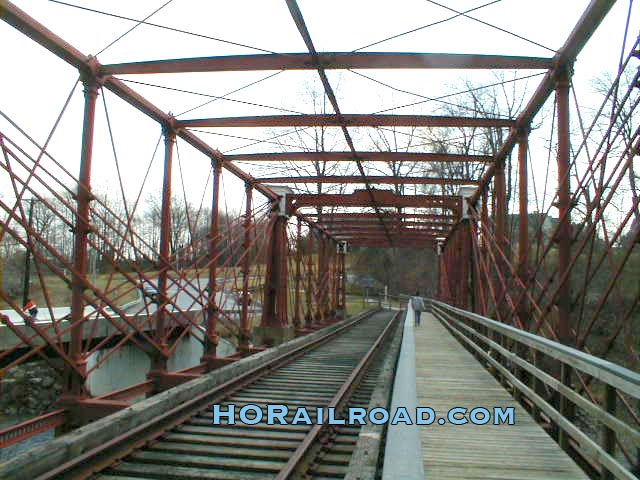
{"left": 0, "top": 1, "right": 639, "bottom": 478}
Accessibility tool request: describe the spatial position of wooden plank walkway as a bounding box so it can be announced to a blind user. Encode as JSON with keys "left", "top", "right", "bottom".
{"left": 415, "top": 312, "right": 588, "bottom": 479}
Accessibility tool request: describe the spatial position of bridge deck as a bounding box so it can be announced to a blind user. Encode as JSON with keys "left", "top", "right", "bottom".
{"left": 415, "top": 312, "right": 588, "bottom": 480}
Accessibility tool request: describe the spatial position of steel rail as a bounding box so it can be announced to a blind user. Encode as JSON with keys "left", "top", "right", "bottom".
{"left": 15, "top": 309, "right": 387, "bottom": 480}
{"left": 275, "top": 311, "right": 400, "bottom": 479}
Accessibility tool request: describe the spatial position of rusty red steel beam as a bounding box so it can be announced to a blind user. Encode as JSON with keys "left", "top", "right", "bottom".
{"left": 347, "top": 239, "right": 437, "bottom": 248}
{"left": 177, "top": 114, "right": 515, "bottom": 129}
{"left": 332, "top": 233, "right": 447, "bottom": 240}
{"left": 330, "top": 225, "right": 448, "bottom": 232}
{"left": 320, "top": 220, "right": 452, "bottom": 228}
{"left": 468, "top": 0, "right": 618, "bottom": 205}
{"left": 257, "top": 175, "right": 478, "bottom": 185}
{"left": 0, "top": 409, "right": 67, "bottom": 449}
{"left": 100, "top": 52, "right": 554, "bottom": 75}
{"left": 227, "top": 151, "right": 493, "bottom": 163}
{"left": 288, "top": 189, "right": 461, "bottom": 211}
{"left": 306, "top": 212, "right": 456, "bottom": 221}
{"left": 333, "top": 232, "right": 443, "bottom": 239}
{"left": 320, "top": 220, "right": 451, "bottom": 229}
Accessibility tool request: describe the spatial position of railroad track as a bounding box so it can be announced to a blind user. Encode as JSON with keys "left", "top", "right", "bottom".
{"left": 46, "top": 310, "right": 399, "bottom": 480}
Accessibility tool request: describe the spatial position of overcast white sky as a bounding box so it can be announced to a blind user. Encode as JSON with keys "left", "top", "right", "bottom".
{"left": 1, "top": 0, "right": 638, "bottom": 219}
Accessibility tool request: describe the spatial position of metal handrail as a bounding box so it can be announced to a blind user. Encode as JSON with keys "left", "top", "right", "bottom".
{"left": 429, "top": 299, "right": 640, "bottom": 480}
{"left": 430, "top": 300, "right": 640, "bottom": 396}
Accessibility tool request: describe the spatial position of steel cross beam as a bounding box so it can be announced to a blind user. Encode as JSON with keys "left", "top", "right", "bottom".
{"left": 334, "top": 232, "right": 442, "bottom": 239}
{"left": 255, "top": 176, "right": 478, "bottom": 186}
{"left": 349, "top": 240, "right": 437, "bottom": 248}
{"left": 331, "top": 227, "right": 445, "bottom": 239}
{"left": 318, "top": 220, "right": 452, "bottom": 228}
{"left": 176, "top": 114, "right": 515, "bottom": 129}
{"left": 324, "top": 222, "right": 450, "bottom": 230}
{"left": 226, "top": 152, "right": 493, "bottom": 163}
{"left": 329, "top": 229, "right": 448, "bottom": 237}
{"left": 306, "top": 212, "right": 457, "bottom": 221}
{"left": 100, "top": 53, "right": 554, "bottom": 75}
{"left": 288, "top": 189, "right": 461, "bottom": 212}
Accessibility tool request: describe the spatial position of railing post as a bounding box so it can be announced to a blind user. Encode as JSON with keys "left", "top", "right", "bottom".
{"left": 63, "top": 72, "right": 98, "bottom": 415}
{"left": 555, "top": 65, "right": 575, "bottom": 449}
{"left": 149, "top": 123, "right": 175, "bottom": 390}
{"left": 601, "top": 384, "right": 616, "bottom": 480}
{"left": 201, "top": 157, "right": 221, "bottom": 370}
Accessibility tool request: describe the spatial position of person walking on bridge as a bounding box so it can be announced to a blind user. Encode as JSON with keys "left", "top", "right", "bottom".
{"left": 411, "top": 291, "right": 425, "bottom": 327}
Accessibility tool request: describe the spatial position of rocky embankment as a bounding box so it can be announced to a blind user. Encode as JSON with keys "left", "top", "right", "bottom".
{"left": 0, "top": 362, "right": 61, "bottom": 416}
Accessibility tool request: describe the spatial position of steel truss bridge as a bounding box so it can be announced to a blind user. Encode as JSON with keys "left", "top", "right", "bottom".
{"left": 0, "top": 0, "right": 639, "bottom": 478}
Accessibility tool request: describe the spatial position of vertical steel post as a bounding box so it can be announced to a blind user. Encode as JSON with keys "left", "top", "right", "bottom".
{"left": 292, "top": 217, "right": 302, "bottom": 331}
{"left": 555, "top": 66, "right": 574, "bottom": 449}
{"left": 341, "top": 249, "right": 346, "bottom": 314}
{"left": 493, "top": 163, "right": 507, "bottom": 317}
{"left": 337, "top": 242, "right": 346, "bottom": 317}
{"left": 436, "top": 241, "right": 442, "bottom": 301}
{"left": 239, "top": 184, "right": 252, "bottom": 353}
{"left": 305, "top": 230, "right": 314, "bottom": 327}
{"left": 261, "top": 202, "right": 289, "bottom": 328}
{"left": 517, "top": 129, "right": 530, "bottom": 329}
{"left": 316, "top": 233, "right": 327, "bottom": 321}
{"left": 276, "top": 215, "right": 289, "bottom": 326}
{"left": 66, "top": 74, "right": 98, "bottom": 403}
{"left": 150, "top": 124, "right": 174, "bottom": 387}
{"left": 494, "top": 165, "right": 507, "bottom": 252}
{"left": 462, "top": 221, "right": 472, "bottom": 310}
{"left": 555, "top": 66, "right": 573, "bottom": 346}
{"left": 201, "top": 158, "right": 221, "bottom": 369}
{"left": 480, "top": 188, "right": 490, "bottom": 315}
{"left": 329, "top": 240, "right": 337, "bottom": 316}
